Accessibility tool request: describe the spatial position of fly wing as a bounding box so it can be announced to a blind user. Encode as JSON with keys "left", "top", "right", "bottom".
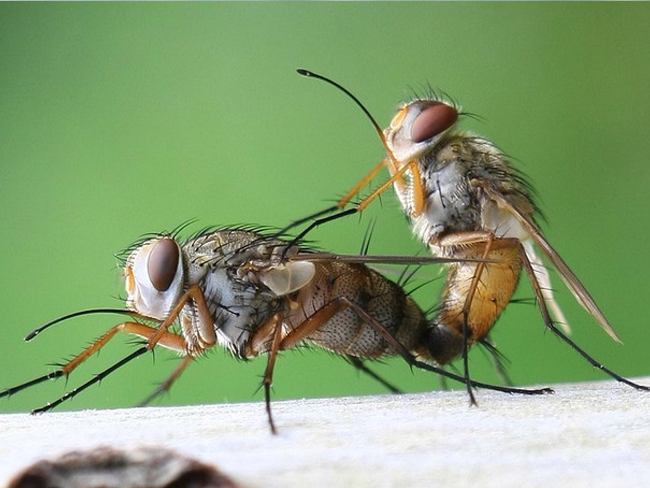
{"left": 260, "top": 261, "right": 316, "bottom": 297}
{"left": 521, "top": 238, "right": 570, "bottom": 334}
{"left": 288, "top": 253, "right": 484, "bottom": 265}
{"left": 484, "top": 186, "right": 621, "bottom": 343}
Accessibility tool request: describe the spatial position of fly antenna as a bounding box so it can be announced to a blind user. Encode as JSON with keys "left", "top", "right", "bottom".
{"left": 26, "top": 309, "right": 141, "bottom": 341}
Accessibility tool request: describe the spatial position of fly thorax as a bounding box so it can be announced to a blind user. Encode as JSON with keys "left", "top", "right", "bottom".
{"left": 184, "top": 268, "right": 278, "bottom": 358}
{"left": 410, "top": 154, "right": 481, "bottom": 247}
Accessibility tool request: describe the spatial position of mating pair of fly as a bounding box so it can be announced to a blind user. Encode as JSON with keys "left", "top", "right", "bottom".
{"left": 2, "top": 69, "right": 647, "bottom": 433}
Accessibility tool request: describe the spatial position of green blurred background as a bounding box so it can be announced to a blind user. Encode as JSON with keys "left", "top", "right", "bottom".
{"left": 1, "top": 3, "right": 649, "bottom": 413}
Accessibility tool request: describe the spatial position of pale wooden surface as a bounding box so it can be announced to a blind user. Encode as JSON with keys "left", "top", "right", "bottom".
{"left": 1, "top": 377, "right": 649, "bottom": 488}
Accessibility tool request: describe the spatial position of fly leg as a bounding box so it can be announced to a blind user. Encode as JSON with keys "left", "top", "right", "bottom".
{"left": 480, "top": 336, "right": 514, "bottom": 386}
{"left": 251, "top": 314, "right": 284, "bottom": 435}
{"left": 434, "top": 232, "right": 493, "bottom": 405}
{"left": 433, "top": 232, "right": 523, "bottom": 405}
{"left": 296, "top": 68, "right": 427, "bottom": 219}
{"left": 518, "top": 245, "right": 650, "bottom": 391}
{"left": 280, "top": 159, "right": 424, "bottom": 251}
{"left": 12, "top": 284, "right": 214, "bottom": 412}
{"left": 147, "top": 284, "right": 217, "bottom": 350}
{"left": 2, "top": 323, "right": 188, "bottom": 413}
{"left": 460, "top": 233, "right": 495, "bottom": 406}
{"left": 276, "top": 160, "right": 386, "bottom": 237}
{"left": 136, "top": 355, "right": 194, "bottom": 407}
{"left": 279, "top": 297, "right": 552, "bottom": 397}
{"left": 345, "top": 356, "right": 402, "bottom": 394}
{"left": 0, "top": 321, "right": 159, "bottom": 400}
{"left": 437, "top": 338, "right": 515, "bottom": 393}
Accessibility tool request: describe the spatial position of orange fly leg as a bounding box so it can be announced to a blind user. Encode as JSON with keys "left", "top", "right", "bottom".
{"left": 352, "top": 159, "right": 425, "bottom": 214}
{"left": 408, "top": 161, "right": 426, "bottom": 217}
{"left": 297, "top": 68, "right": 410, "bottom": 204}
{"left": 0, "top": 319, "right": 187, "bottom": 405}
{"left": 337, "top": 159, "right": 387, "bottom": 208}
{"left": 147, "top": 284, "right": 216, "bottom": 352}
{"left": 279, "top": 294, "right": 436, "bottom": 372}
{"left": 60, "top": 321, "right": 183, "bottom": 377}
{"left": 278, "top": 157, "right": 423, "bottom": 249}
{"left": 279, "top": 300, "right": 347, "bottom": 352}
{"left": 281, "top": 294, "right": 549, "bottom": 397}
{"left": 461, "top": 233, "right": 497, "bottom": 341}
{"left": 459, "top": 235, "right": 495, "bottom": 406}
{"left": 129, "top": 328, "right": 192, "bottom": 407}
{"left": 24, "top": 324, "right": 189, "bottom": 414}
{"left": 432, "top": 232, "right": 523, "bottom": 404}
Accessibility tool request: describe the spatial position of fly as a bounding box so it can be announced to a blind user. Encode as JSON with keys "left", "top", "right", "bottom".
{"left": 292, "top": 69, "right": 649, "bottom": 402}
{"left": 0, "top": 227, "right": 550, "bottom": 433}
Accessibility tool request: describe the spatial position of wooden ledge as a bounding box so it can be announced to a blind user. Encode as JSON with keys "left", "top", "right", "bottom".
{"left": 1, "top": 377, "right": 649, "bottom": 487}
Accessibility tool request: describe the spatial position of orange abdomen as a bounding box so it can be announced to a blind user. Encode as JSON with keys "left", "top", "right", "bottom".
{"left": 427, "top": 240, "right": 522, "bottom": 364}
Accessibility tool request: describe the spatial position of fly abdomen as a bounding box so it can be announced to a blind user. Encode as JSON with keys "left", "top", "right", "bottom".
{"left": 426, "top": 241, "right": 522, "bottom": 365}
{"left": 287, "top": 261, "right": 428, "bottom": 359}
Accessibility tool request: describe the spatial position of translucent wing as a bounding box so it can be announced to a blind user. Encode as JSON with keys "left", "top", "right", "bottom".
{"left": 520, "top": 239, "right": 570, "bottom": 334}
{"left": 484, "top": 186, "right": 621, "bottom": 343}
{"left": 288, "top": 253, "right": 485, "bottom": 265}
{"left": 260, "top": 261, "right": 316, "bottom": 296}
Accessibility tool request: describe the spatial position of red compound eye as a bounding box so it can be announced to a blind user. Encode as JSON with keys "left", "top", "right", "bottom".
{"left": 148, "top": 238, "right": 180, "bottom": 292}
{"left": 410, "top": 103, "right": 458, "bottom": 143}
